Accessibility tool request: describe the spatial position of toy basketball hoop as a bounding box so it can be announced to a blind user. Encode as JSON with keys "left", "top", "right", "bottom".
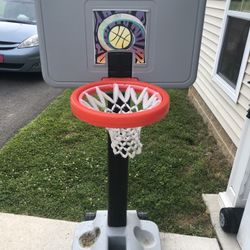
{"left": 36, "top": 0, "right": 206, "bottom": 247}
{"left": 71, "top": 78, "right": 170, "bottom": 158}
{"left": 69, "top": 53, "right": 171, "bottom": 250}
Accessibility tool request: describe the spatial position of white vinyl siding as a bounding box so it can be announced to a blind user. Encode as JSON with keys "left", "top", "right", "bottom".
{"left": 194, "top": 0, "right": 250, "bottom": 146}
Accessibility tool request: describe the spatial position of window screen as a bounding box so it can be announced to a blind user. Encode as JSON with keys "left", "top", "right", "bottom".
{"left": 217, "top": 17, "right": 250, "bottom": 88}
{"left": 230, "top": 0, "right": 250, "bottom": 12}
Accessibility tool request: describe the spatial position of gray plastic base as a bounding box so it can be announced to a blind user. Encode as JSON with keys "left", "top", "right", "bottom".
{"left": 72, "top": 210, "right": 161, "bottom": 250}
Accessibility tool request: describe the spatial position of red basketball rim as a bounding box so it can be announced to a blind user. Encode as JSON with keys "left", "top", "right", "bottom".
{"left": 70, "top": 78, "right": 170, "bottom": 128}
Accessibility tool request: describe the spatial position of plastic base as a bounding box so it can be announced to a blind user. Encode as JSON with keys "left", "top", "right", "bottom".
{"left": 72, "top": 210, "right": 161, "bottom": 250}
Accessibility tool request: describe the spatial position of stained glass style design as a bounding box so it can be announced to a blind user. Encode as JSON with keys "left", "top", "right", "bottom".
{"left": 94, "top": 10, "right": 147, "bottom": 64}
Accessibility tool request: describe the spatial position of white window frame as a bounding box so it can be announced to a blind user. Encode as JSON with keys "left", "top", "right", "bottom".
{"left": 213, "top": 0, "right": 250, "bottom": 103}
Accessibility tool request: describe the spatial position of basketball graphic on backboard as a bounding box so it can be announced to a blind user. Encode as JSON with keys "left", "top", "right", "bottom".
{"left": 108, "top": 26, "right": 132, "bottom": 49}
{"left": 94, "top": 11, "right": 147, "bottom": 64}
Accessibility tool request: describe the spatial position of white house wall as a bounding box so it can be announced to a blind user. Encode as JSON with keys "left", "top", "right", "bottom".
{"left": 194, "top": 0, "right": 250, "bottom": 147}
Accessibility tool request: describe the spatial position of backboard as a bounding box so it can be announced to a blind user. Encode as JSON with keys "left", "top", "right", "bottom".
{"left": 35, "top": 0, "right": 206, "bottom": 88}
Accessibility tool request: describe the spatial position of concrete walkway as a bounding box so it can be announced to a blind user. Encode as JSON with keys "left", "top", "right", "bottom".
{"left": 0, "top": 213, "right": 220, "bottom": 250}
{"left": 203, "top": 194, "right": 241, "bottom": 250}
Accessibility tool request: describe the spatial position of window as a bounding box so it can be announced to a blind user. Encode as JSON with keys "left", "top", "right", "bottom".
{"left": 0, "top": 0, "right": 36, "bottom": 24}
{"left": 0, "top": 0, "right": 6, "bottom": 16}
{"left": 213, "top": 0, "right": 250, "bottom": 102}
{"left": 230, "top": 0, "right": 250, "bottom": 12}
{"left": 217, "top": 17, "right": 250, "bottom": 88}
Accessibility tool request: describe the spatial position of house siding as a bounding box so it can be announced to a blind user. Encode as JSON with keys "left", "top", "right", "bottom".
{"left": 193, "top": 0, "right": 250, "bottom": 147}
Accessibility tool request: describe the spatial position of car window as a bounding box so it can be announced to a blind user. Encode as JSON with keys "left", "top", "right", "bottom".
{"left": 0, "top": 0, "right": 36, "bottom": 24}
{"left": 0, "top": 0, "right": 6, "bottom": 16}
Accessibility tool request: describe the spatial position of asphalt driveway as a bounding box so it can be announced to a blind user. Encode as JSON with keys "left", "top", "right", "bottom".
{"left": 0, "top": 72, "right": 63, "bottom": 148}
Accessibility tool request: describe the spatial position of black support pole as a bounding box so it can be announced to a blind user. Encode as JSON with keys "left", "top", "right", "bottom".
{"left": 107, "top": 138, "right": 129, "bottom": 227}
{"left": 107, "top": 51, "right": 132, "bottom": 227}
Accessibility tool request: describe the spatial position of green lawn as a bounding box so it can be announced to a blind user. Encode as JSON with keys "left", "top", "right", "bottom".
{"left": 0, "top": 89, "right": 231, "bottom": 237}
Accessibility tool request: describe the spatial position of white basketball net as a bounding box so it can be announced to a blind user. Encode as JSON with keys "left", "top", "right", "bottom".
{"left": 79, "top": 83, "right": 161, "bottom": 158}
